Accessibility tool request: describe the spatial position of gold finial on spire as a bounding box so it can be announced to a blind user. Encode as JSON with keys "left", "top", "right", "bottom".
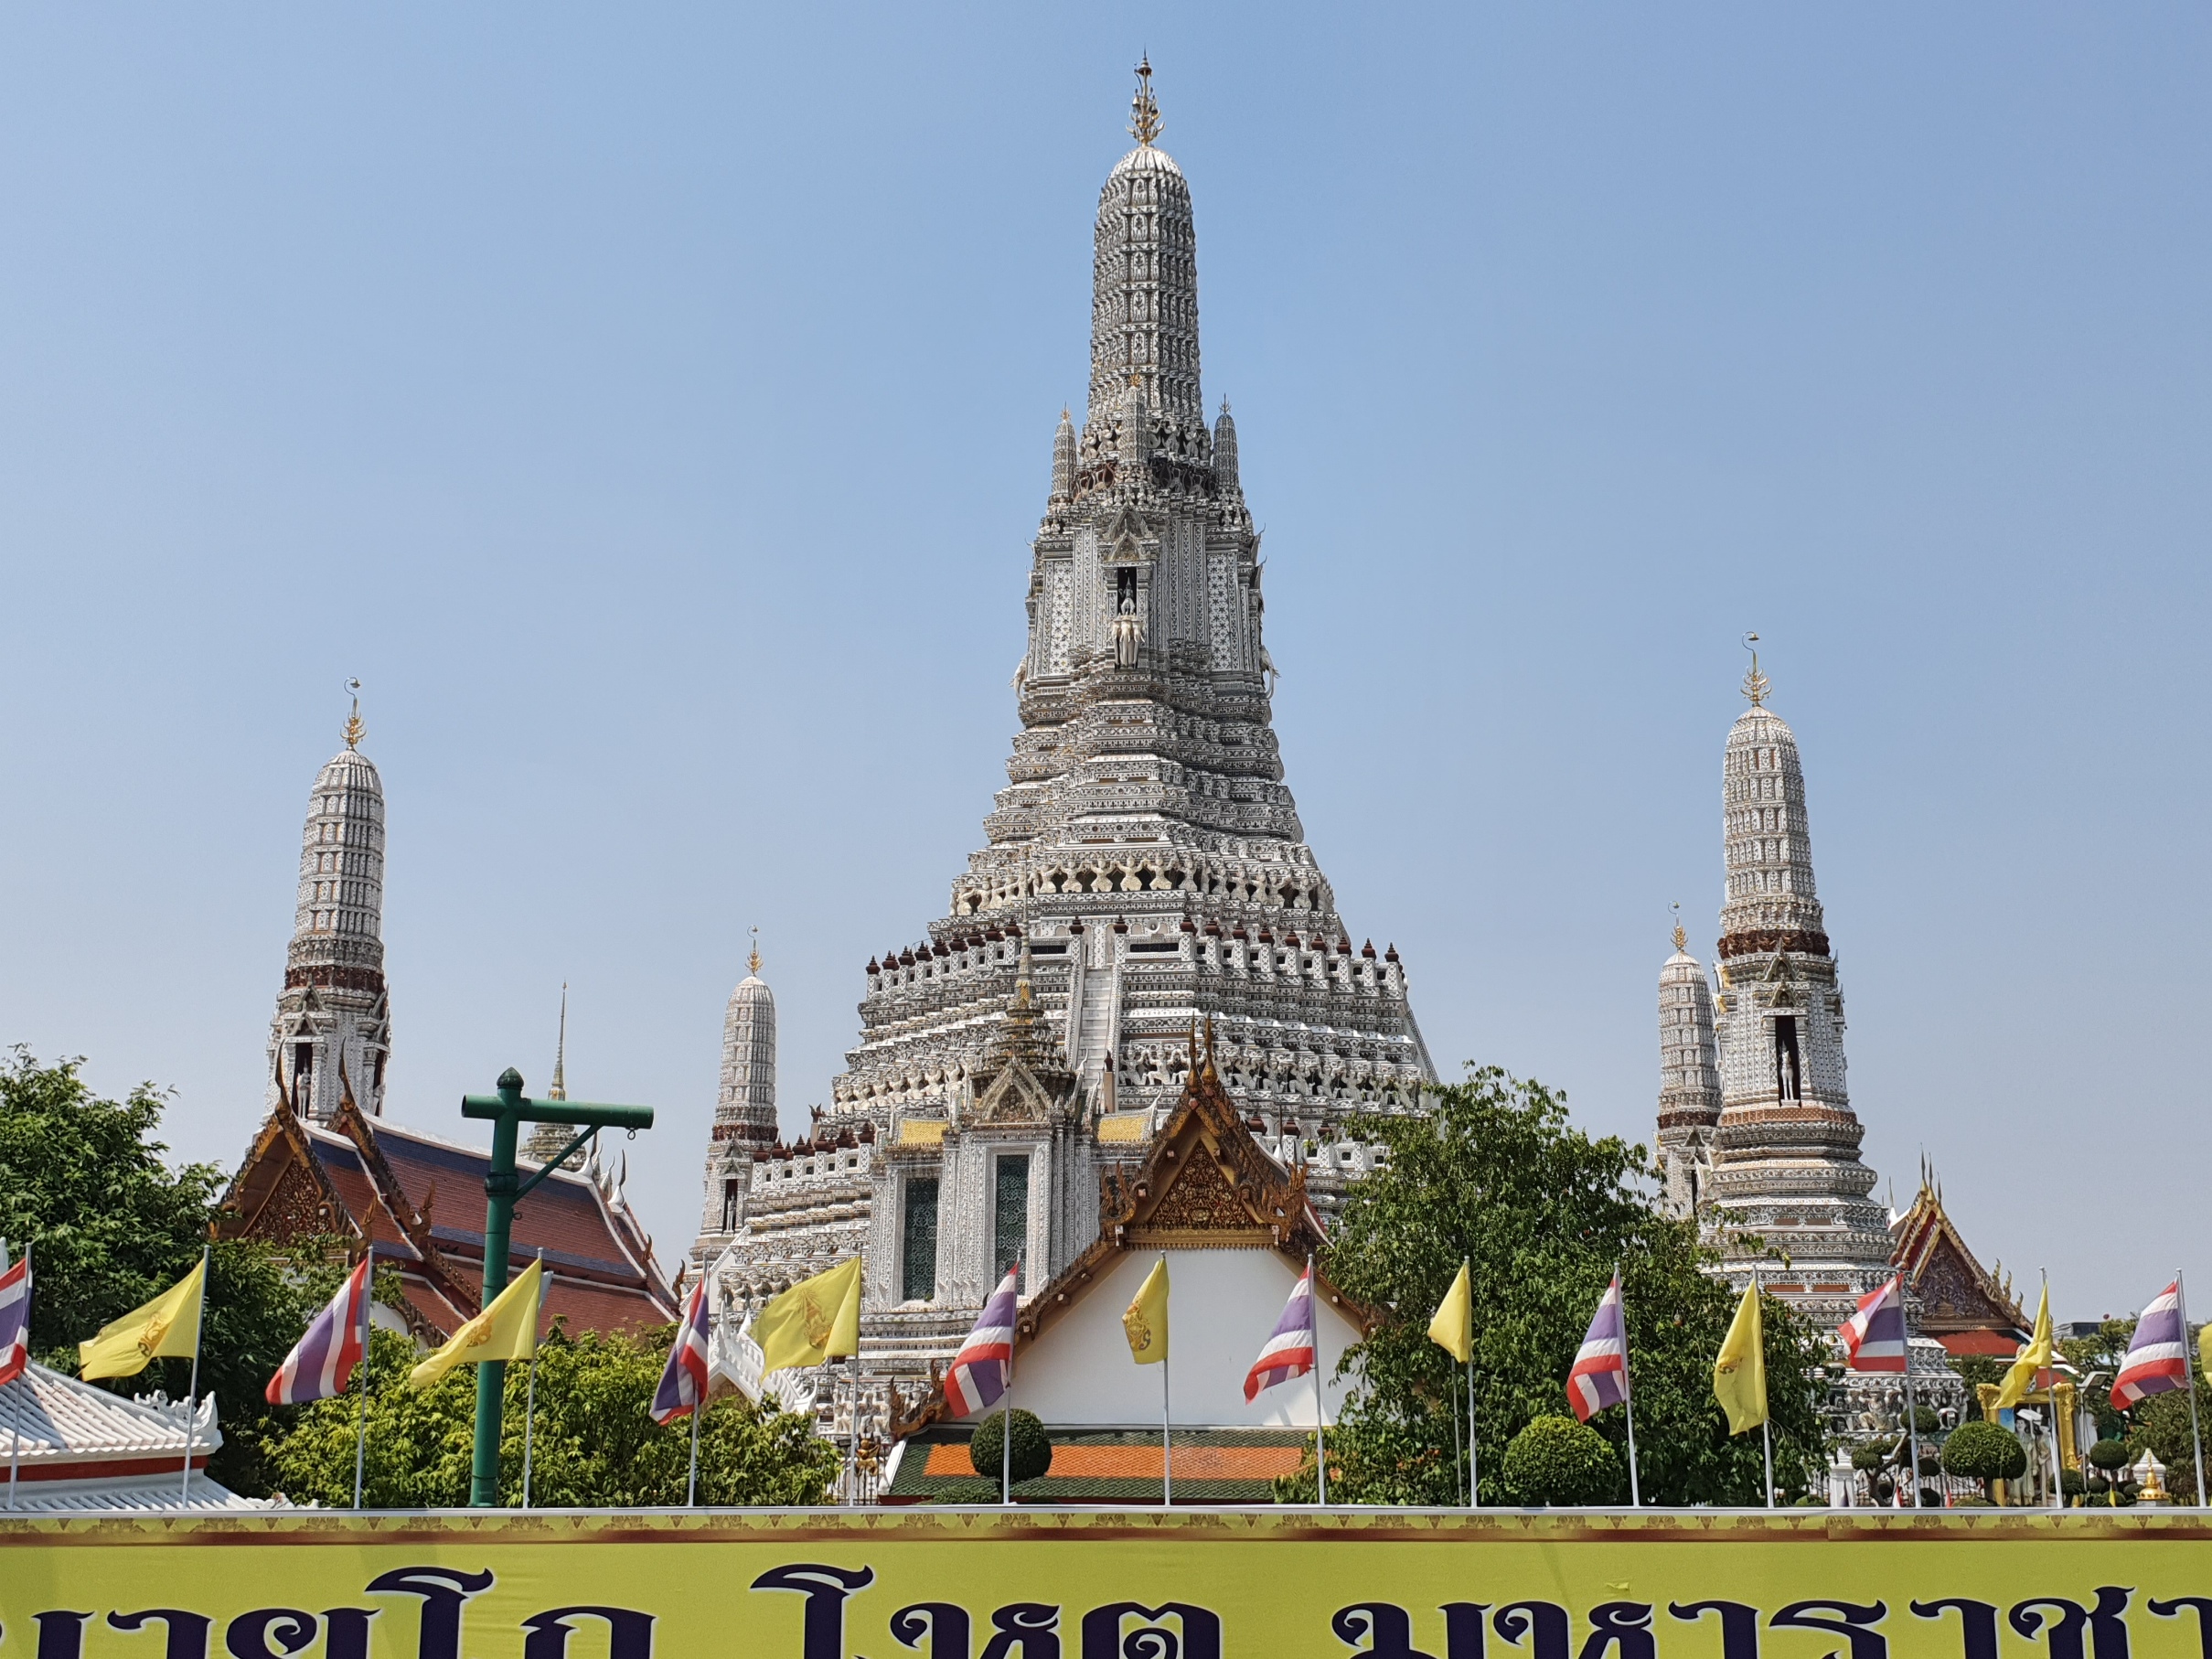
{"left": 549, "top": 983, "right": 568, "bottom": 1101}
{"left": 1129, "top": 54, "right": 1161, "bottom": 146}
{"left": 342, "top": 678, "right": 366, "bottom": 749}
{"left": 1740, "top": 632, "right": 1770, "bottom": 707}
{"left": 749, "top": 925, "right": 762, "bottom": 977}
{"left": 1671, "top": 901, "right": 1687, "bottom": 955}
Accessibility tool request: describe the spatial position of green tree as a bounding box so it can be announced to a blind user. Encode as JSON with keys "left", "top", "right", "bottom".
{"left": 1501, "top": 1416, "right": 1620, "bottom": 1505}
{"left": 1299, "top": 1068, "right": 1829, "bottom": 1505}
{"left": 0, "top": 1049, "right": 332, "bottom": 1493}
{"left": 968, "top": 1409, "right": 1053, "bottom": 1484}
{"left": 1940, "top": 1419, "right": 2026, "bottom": 1498}
{"left": 265, "top": 1324, "right": 839, "bottom": 1506}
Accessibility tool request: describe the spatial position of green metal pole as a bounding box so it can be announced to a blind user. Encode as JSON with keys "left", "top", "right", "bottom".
{"left": 470, "top": 1068, "right": 524, "bottom": 1506}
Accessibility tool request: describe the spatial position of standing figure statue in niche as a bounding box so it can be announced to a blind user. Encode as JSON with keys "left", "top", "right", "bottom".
{"left": 1778, "top": 1044, "right": 1799, "bottom": 1101}
{"left": 1112, "top": 592, "right": 1143, "bottom": 669}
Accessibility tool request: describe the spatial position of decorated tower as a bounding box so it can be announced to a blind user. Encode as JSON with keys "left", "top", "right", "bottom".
{"left": 825, "top": 60, "right": 1434, "bottom": 1152}
{"left": 1654, "top": 918, "right": 1721, "bottom": 1219}
{"left": 266, "top": 695, "right": 390, "bottom": 1121}
{"left": 524, "top": 986, "right": 589, "bottom": 1170}
{"left": 1705, "top": 649, "right": 1892, "bottom": 1320}
{"left": 692, "top": 937, "right": 778, "bottom": 1263}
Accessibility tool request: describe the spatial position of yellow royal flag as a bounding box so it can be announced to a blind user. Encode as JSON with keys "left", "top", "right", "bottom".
{"left": 1996, "top": 1281, "right": 2054, "bottom": 1410}
{"left": 409, "top": 1258, "right": 544, "bottom": 1390}
{"left": 1428, "top": 1261, "right": 1471, "bottom": 1364}
{"left": 80, "top": 1257, "right": 207, "bottom": 1380}
{"left": 2201, "top": 1321, "right": 2212, "bottom": 1384}
{"left": 1122, "top": 1257, "right": 1169, "bottom": 1365}
{"left": 1713, "top": 1279, "right": 1768, "bottom": 1435}
{"left": 754, "top": 1256, "right": 862, "bottom": 1379}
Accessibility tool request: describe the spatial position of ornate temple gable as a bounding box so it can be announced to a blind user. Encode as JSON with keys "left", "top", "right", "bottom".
{"left": 326, "top": 1097, "right": 481, "bottom": 1318}
{"left": 1891, "top": 1179, "right": 2027, "bottom": 1339}
{"left": 219, "top": 1103, "right": 354, "bottom": 1250}
{"left": 967, "top": 1058, "right": 1069, "bottom": 1127}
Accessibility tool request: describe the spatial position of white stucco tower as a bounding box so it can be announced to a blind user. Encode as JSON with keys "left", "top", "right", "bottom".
{"left": 1704, "top": 652, "right": 1892, "bottom": 1321}
{"left": 1654, "top": 919, "right": 1721, "bottom": 1219}
{"left": 267, "top": 699, "right": 390, "bottom": 1121}
{"left": 692, "top": 939, "right": 778, "bottom": 1263}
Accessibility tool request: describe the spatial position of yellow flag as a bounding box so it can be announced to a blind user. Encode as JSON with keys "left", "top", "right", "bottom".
{"left": 1996, "top": 1281, "right": 2054, "bottom": 1409}
{"left": 409, "top": 1258, "right": 544, "bottom": 1389}
{"left": 1428, "top": 1262, "right": 1471, "bottom": 1364}
{"left": 80, "top": 1257, "right": 207, "bottom": 1380}
{"left": 754, "top": 1257, "right": 862, "bottom": 1379}
{"left": 1713, "top": 1279, "right": 1768, "bottom": 1434}
{"left": 2200, "top": 1320, "right": 2211, "bottom": 1384}
{"left": 1122, "top": 1257, "right": 1169, "bottom": 1365}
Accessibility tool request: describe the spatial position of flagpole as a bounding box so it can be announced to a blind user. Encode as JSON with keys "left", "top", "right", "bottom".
{"left": 5, "top": 1239, "right": 18, "bottom": 1513}
{"left": 353, "top": 1245, "right": 373, "bottom": 1509}
{"left": 1899, "top": 1276, "right": 1922, "bottom": 1510}
{"left": 520, "top": 1249, "right": 547, "bottom": 1509}
{"left": 2039, "top": 1268, "right": 2062, "bottom": 1511}
{"left": 686, "top": 1393, "right": 702, "bottom": 1507}
{"left": 2178, "top": 1269, "right": 2207, "bottom": 1508}
{"left": 1467, "top": 1352, "right": 1479, "bottom": 1510}
{"left": 1616, "top": 1264, "right": 1640, "bottom": 1507}
{"left": 1003, "top": 1260, "right": 1016, "bottom": 1508}
{"left": 1755, "top": 1268, "right": 1774, "bottom": 1509}
{"left": 1159, "top": 1253, "right": 1172, "bottom": 1509}
{"left": 1309, "top": 1254, "right": 1326, "bottom": 1507}
{"left": 179, "top": 1243, "right": 209, "bottom": 1507}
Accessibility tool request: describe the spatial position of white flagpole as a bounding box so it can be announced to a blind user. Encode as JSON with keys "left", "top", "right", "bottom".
{"left": 520, "top": 1249, "right": 548, "bottom": 1509}
{"left": 1308, "top": 1255, "right": 1326, "bottom": 1506}
{"left": 1466, "top": 1257, "right": 1479, "bottom": 1510}
{"left": 1899, "top": 1277, "right": 1922, "bottom": 1509}
{"left": 179, "top": 1244, "right": 210, "bottom": 1507}
{"left": 353, "top": 1246, "right": 373, "bottom": 1509}
{"left": 686, "top": 1393, "right": 702, "bottom": 1507}
{"left": 1616, "top": 1265, "right": 1640, "bottom": 1507}
{"left": 1001, "top": 1261, "right": 1016, "bottom": 1508}
{"left": 2039, "top": 1267, "right": 2063, "bottom": 1511}
{"left": 1159, "top": 1253, "right": 1172, "bottom": 1509}
{"left": 2179, "top": 1269, "right": 2207, "bottom": 1508}
{"left": 1755, "top": 1268, "right": 1774, "bottom": 1508}
{"left": 5, "top": 1239, "right": 18, "bottom": 1513}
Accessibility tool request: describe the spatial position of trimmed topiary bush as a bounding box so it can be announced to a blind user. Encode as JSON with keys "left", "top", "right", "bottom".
{"left": 968, "top": 1409, "right": 1053, "bottom": 1485}
{"left": 1501, "top": 1415, "right": 1621, "bottom": 1507}
{"left": 1852, "top": 1442, "right": 1889, "bottom": 1473}
{"left": 1941, "top": 1420, "right": 2027, "bottom": 1496}
{"left": 2088, "top": 1439, "right": 2132, "bottom": 1472}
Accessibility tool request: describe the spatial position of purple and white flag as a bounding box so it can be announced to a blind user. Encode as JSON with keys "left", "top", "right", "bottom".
{"left": 0, "top": 1249, "right": 29, "bottom": 1388}
{"left": 653, "top": 1277, "right": 714, "bottom": 1424}
{"left": 1245, "top": 1267, "right": 1319, "bottom": 1401}
{"left": 1567, "top": 1275, "right": 1630, "bottom": 1422}
{"left": 944, "top": 1266, "right": 1020, "bottom": 1418}
{"left": 2113, "top": 1280, "right": 2189, "bottom": 1409}
{"left": 267, "top": 1255, "right": 372, "bottom": 1405}
{"left": 1841, "top": 1276, "right": 1908, "bottom": 1373}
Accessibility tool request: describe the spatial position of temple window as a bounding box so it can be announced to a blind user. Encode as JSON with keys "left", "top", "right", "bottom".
{"left": 993, "top": 1153, "right": 1031, "bottom": 1279}
{"left": 721, "top": 1180, "right": 742, "bottom": 1235}
{"left": 1773, "top": 1015, "right": 1803, "bottom": 1101}
{"left": 902, "top": 1177, "right": 939, "bottom": 1302}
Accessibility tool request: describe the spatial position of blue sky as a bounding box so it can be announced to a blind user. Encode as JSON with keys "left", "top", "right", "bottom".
{"left": 4, "top": 6, "right": 2206, "bottom": 1319}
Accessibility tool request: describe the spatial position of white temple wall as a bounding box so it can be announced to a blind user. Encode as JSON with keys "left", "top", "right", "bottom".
{"left": 1010, "top": 1247, "right": 1358, "bottom": 1429}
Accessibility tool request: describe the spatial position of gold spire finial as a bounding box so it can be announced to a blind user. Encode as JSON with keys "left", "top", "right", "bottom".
{"left": 549, "top": 983, "right": 568, "bottom": 1101}
{"left": 1741, "top": 633, "right": 1770, "bottom": 707}
{"left": 1129, "top": 55, "right": 1161, "bottom": 146}
{"left": 1672, "top": 901, "right": 1687, "bottom": 955}
{"left": 749, "top": 925, "right": 761, "bottom": 978}
{"left": 342, "top": 678, "right": 366, "bottom": 749}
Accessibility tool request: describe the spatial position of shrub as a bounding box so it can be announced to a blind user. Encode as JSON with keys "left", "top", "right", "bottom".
{"left": 2087, "top": 1439, "right": 2132, "bottom": 1472}
{"left": 1941, "top": 1421, "right": 2027, "bottom": 1495}
{"left": 1501, "top": 1416, "right": 1621, "bottom": 1506}
{"left": 967, "top": 1410, "right": 1053, "bottom": 1485}
{"left": 932, "top": 1480, "right": 1000, "bottom": 1504}
{"left": 1909, "top": 1407, "right": 1942, "bottom": 1433}
{"left": 1851, "top": 1442, "right": 1889, "bottom": 1473}
{"left": 1952, "top": 1493, "right": 1995, "bottom": 1508}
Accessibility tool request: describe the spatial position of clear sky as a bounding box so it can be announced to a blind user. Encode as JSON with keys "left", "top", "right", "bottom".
{"left": 4, "top": 6, "right": 2206, "bottom": 1321}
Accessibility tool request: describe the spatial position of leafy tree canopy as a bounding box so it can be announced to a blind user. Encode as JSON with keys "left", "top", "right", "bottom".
{"left": 1301, "top": 1067, "right": 1829, "bottom": 1505}
{"left": 265, "top": 1324, "right": 840, "bottom": 1507}
{"left": 0, "top": 1049, "right": 331, "bottom": 1493}
{"left": 1501, "top": 1415, "right": 1619, "bottom": 1505}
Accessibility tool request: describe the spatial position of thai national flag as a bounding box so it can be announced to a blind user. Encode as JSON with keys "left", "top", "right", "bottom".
{"left": 2112, "top": 1281, "right": 2189, "bottom": 1409}
{"left": 652, "top": 1277, "right": 714, "bottom": 1424}
{"left": 267, "top": 1254, "right": 372, "bottom": 1405}
{"left": 944, "top": 1266, "right": 1020, "bottom": 1418}
{"left": 1840, "top": 1276, "right": 1908, "bottom": 1373}
{"left": 0, "top": 1250, "right": 30, "bottom": 1388}
{"left": 1245, "top": 1267, "right": 1319, "bottom": 1400}
{"left": 1567, "top": 1276, "right": 1630, "bottom": 1421}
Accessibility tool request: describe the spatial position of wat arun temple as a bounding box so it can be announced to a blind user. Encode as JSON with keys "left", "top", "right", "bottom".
{"left": 215, "top": 68, "right": 2030, "bottom": 1481}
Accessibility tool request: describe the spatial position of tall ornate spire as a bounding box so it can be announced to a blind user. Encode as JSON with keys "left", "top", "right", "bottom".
{"left": 1654, "top": 908, "right": 1720, "bottom": 1221}
{"left": 1086, "top": 64, "right": 1202, "bottom": 433}
{"left": 1212, "top": 398, "right": 1239, "bottom": 492}
{"left": 267, "top": 691, "right": 390, "bottom": 1121}
{"left": 1704, "top": 664, "right": 1890, "bottom": 1318}
{"left": 692, "top": 936, "right": 779, "bottom": 1260}
{"left": 526, "top": 985, "right": 586, "bottom": 1168}
{"left": 1048, "top": 407, "right": 1076, "bottom": 509}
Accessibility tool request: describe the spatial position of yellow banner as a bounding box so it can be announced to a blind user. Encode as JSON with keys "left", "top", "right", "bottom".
{"left": 3, "top": 1510, "right": 2211, "bottom": 1659}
